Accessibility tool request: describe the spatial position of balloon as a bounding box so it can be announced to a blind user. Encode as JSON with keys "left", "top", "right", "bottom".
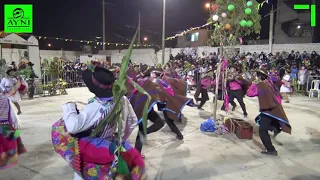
{"left": 221, "top": 12, "right": 227, "bottom": 18}
{"left": 240, "top": 20, "right": 247, "bottom": 27}
{"left": 247, "top": 20, "right": 253, "bottom": 27}
{"left": 228, "top": 4, "right": 235, "bottom": 11}
{"left": 245, "top": 8, "right": 252, "bottom": 15}
{"left": 212, "top": 15, "right": 219, "bottom": 21}
{"left": 211, "top": 4, "right": 218, "bottom": 11}
{"left": 225, "top": 24, "right": 231, "bottom": 30}
{"left": 247, "top": 1, "right": 253, "bottom": 7}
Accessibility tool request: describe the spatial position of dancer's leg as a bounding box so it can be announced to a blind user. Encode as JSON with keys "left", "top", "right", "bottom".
{"left": 163, "top": 111, "right": 183, "bottom": 140}
{"left": 135, "top": 108, "right": 165, "bottom": 152}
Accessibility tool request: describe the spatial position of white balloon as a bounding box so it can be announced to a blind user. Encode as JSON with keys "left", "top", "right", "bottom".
{"left": 212, "top": 15, "right": 219, "bottom": 21}
{"left": 221, "top": 12, "right": 227, "bottom": 18}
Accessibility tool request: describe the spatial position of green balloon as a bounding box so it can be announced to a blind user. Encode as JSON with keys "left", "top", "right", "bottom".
{"left": 240, "top": 20, "right": 247, "bottom": 27}
{"left": 228, "top": 4, "right": 235, "bottom": 11}
{"left": 247, "top": 20, "right": 253, "bottom": 27}
{"left": 247, "top": 1, "right": 253, "bottom": 7}
{"left": 245, "top": 8, "right": 252, "bottom": 15}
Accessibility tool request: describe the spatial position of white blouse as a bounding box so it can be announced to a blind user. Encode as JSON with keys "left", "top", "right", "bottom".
{"left": 62, "top": 96, "right": 137, "bottom": 140}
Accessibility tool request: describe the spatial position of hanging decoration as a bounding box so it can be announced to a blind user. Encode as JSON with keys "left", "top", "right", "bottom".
{"left": 227, "top": 4, "right": 235, "bottom": 11}
{"left": 240, "top": 20, "right": 247, "bottom": 27}
{"left": 165, "top": 22, "right": 212, "bottom": 40}
{"left": 208, "top": 0, "right": 261, "bottom": 46}
{"left": 245, "top": 8, "right": 252, "bottom": 15}
{"left": 35, "top": 35, "right": 157, "bottom": 47}
{"left": 247, "top": 20, "right": 253, "bottom": 27}
{"left": 211, "top": 4, "right": 219, "bottom": 11}
{"left": 212, "top": 15, "right": 219, "bottom": 21}
{"left": 225, "top": 24, "right": 231, "bottom": 30}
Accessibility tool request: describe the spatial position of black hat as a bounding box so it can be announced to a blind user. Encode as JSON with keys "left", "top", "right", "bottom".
{"left": 6, "top": 66, "right": 17, "bottom": 75}
{"left": 256, "top": 68, "right": 269, "bottom": 77}
{"left": 27, "top": 62, "right": 34, "bottom": 66}
{"left": 140, "top": 64, "right": 152, "bottom": 77}
{"left": 82, "top": 67, "right": 115, "bottom": 98}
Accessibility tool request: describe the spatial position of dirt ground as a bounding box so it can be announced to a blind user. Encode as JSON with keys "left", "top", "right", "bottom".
{"left": 1, "top": 88, "right": 320, "bottom": 180}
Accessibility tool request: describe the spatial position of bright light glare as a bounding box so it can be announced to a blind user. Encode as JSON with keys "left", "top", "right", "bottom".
{"left": 205, "top": 3, "right": 210, "bottom": 8}
{"left": 144, "top": 37, "right": 148, "bottom": 41}
{"left": 48, "top": 44, "right": 51, "bottom": 47}
{"left": 297, "top": 25, "right": 301, "bottom": 29}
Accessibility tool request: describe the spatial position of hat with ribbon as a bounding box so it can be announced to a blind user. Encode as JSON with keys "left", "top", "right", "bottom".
{"left": 6, "top": 66, "right": 17, "bottom": 75}
{"left": 82, "top": 67, "right": 115, "bottom": 98}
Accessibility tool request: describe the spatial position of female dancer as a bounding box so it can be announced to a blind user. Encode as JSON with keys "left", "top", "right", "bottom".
{"left": 0, "top": 67, "right": 22, "bottom": 115}
{"left": 0, "top": 95, "right": 26, "bottom": 169}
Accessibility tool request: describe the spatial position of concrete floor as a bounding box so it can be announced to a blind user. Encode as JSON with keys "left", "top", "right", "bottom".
{"left": 1, "top": 87, "right": 320, "bottom": 180}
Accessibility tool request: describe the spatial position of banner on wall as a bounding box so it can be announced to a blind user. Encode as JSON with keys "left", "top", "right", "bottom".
{"left": 0, "top": 34, "right": 39, "bottom": 46}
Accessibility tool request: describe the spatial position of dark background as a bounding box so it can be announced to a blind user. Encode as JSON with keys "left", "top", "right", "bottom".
{"left": 0, "top": 0, "right": 319, "bottom": 50}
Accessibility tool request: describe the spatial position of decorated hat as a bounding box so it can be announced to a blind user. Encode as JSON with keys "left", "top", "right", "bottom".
{"left": 140, "top": 64, "right": 152, "bottom": 77}
{"left": 82, "top": 67, "right": 115, "bottom": 98}
{"left": 27, "top": 61, "right": 35, "bottom": 66}
{"left": 256, "top": 68, "right": 269, "bottom": 77}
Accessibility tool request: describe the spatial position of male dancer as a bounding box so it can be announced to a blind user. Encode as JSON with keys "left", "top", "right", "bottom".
{"left": 221, "top": 66, "right": 248, "bottom": 117}
{"left": 247, "top": 68, "right": 291, "bottom": 155}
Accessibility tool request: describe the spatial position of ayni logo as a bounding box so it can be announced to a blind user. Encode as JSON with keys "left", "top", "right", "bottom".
{"left": 4, "top": 5, "right": 33, "bottom": 33}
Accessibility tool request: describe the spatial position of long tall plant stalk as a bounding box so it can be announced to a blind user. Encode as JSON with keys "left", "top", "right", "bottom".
{"left": 91, "top": 27, "right": 151, "bottom": 140}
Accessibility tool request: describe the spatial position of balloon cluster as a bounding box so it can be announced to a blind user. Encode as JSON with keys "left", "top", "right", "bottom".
{"left": 239, "top": 1, "right": 254, "bottom": 27}
{"left": 211, "top": 0, "right": 255, "bottom": 31}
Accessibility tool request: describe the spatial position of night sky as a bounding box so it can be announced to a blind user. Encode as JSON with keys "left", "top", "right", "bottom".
{"left": 0, "top": 0, "right": 317, "bottom": 50}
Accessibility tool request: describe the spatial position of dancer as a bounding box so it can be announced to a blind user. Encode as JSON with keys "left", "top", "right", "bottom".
{"left": 0, "top": 67, "right": 22, "bottom": 115}
{"left": 280, "top": 69, "right": 292, "bottom": 103}
{"left": 0, "top": 95, "right": 26, "bottom": 169}
{"left": 194, "top": 69, "right": 213, "bottom": 110}
{"left": 52, "top": 67, "right": 146, "bottom": 180}
{"left": 26, "top": 62, "right": 38, "bottom": 100}
{"left": 221, "top": 66, "right": 248, "bottom": 117}
{"left": 247, "top": 68, "right": 291, "bottom": 156}
{"left": 297, "top": 65, "right": 307, "bottom": 92}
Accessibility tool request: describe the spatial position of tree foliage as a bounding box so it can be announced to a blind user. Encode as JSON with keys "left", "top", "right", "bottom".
{"left": 208, "top": 0, "right": 261, "bottom": 46}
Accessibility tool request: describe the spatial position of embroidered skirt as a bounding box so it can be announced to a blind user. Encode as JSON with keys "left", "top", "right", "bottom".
{"left": 51, "top": 119, "right": 146, "bottom": 180}
{"left": 0, "top": 125, "right": 26, "bottom": 169}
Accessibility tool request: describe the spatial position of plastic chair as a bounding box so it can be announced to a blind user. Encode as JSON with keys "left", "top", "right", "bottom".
{"left": 309, "top": 80, "right": 320, "bottom": 98}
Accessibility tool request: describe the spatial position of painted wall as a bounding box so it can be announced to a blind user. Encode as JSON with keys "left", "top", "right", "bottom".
{"left": 1, "top": 43, "right": 320, "bottom": 78}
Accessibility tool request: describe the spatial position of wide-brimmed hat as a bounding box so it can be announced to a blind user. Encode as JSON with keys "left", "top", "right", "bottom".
{"left": 6, "top": 66, "right": 17, "bottom": 75}
{"left": 140, "top": 64, "right": 152, "bottom": 77}
{"left": 27, "top": 62, "right": 35, "bottom": 66}
{"left": 82, "top": 67, "right": 115, "bottom": 98}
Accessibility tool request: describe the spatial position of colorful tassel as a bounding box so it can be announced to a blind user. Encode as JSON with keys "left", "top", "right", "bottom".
{"left": 116, "top": 156, "right": 130, "bottom": 175}
{"left": 13, "top": 130, "right": 21, "bottom": 139}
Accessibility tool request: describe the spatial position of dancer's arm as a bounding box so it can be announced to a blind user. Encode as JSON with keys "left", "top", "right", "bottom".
{"left": 63, "top": 102, "right": 100, "bottom": 134}
{"left": 9, "top": 99, "right": 20, "bottom": 129}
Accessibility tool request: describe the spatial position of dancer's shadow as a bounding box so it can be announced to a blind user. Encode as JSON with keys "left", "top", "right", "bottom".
{"left": 198, "top": 111, "right": 212, "bottom": 119}
{"left": 305, "top": 127, "right": 320, "bottom": 145}
{"left": 153, "top": 141, "right": 189, "bottom": 180}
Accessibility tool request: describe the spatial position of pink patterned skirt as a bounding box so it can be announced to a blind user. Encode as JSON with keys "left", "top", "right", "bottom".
{"left": 0, "top": 125, "right": 26, "bottom": 169}
{"left": 51, "top": 119, "right": 146, "bottom": 180}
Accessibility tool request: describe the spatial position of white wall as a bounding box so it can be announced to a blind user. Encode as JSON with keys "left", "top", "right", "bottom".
{"left": 2, "top": 43, "right": 320, "bottom": 76}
